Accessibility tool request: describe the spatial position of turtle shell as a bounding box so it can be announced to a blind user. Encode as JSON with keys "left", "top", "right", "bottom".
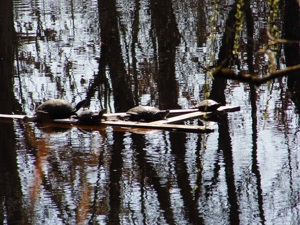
{"left": 193, "top": 99, "right": 221, "bottom": 112}
{"left": 126, "top": 106, "right": 169, "bottom": 121}
{"left": 35, "top": 99, "right": 86, "bottom": 120}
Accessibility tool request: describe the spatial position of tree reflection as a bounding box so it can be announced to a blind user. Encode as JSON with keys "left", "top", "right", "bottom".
{"left": 133, "top": 133, "right": 176, "bottom": 225}
{"left": 98, "top": 0, "right": 134, "bottom": 112}
{"left": 0, "top": 1, "right": 25, "bottom": 224}
{"left": 285, "top": 0, "right": 300, "bottom": 111}
{"left": 209, "top": 1, "right": 240, "bottom": 224}
{"left": 170, "top": 132, "right": 204, "bottom": 224}
{"left": 150, "top": 0, "right": 181, "bottom": 109}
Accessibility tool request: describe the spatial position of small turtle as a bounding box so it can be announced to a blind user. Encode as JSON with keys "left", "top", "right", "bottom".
{"left": 126, "top": 106, "right": 169, "bottom": 122}
{"left": 192, "top": 99, "right": 221, "bottom": 112}
{"left": 23, "top": 99, "right": 86, "bottom": 122}
{"left": 77, "top": 109, "right": 107, "bottom": 124}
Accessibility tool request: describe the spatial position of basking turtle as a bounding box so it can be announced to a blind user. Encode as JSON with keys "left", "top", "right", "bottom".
{"left": 77, "top": 109, "right": 107, "bottom": 124}
{"left": 126, "top": 106, "right": 169, "bottom": 122}
{"left": 23, "top": 99, "right": 86, "bottom": 122}
{"left": 192, "top": 99, "right": 221, "bottom": 112}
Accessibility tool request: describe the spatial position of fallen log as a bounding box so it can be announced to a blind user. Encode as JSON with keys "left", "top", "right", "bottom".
{"left": 0, "top": 105, "right": 239, "bottom": 121}
{"left": 0, "top": 114, "right": 212, "bottom": 133}
{"left": 0, "top": 105, "right": 240, "bottom": 133}
{"left": 101, "top": 120, "right": 214, "bottom": 133}
{"left": 149, "top": 105, "right": 240, "bottom": 124}
{"left": 0, "top": 114, "right": 25, "bottom": 119}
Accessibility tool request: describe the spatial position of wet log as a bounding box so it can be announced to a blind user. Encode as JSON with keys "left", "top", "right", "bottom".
{"left": 101, "top": 120, "right": 214, "bottom": 133}
{"left": 0, "top": 114, "right": 212, "bottom": 133}
{"left": 150, "top": 105, "right": 240, "bottom": 124}
{"left": 0, "top": 114, "right": 24, "bottom": 119}
{"left": 0, "top": 105, "right": 240, "bottom": 133}
{"left": 0, "top": 105, "right": 238, "bottom": 120}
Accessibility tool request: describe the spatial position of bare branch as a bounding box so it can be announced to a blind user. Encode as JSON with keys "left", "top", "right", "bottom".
{"left": 212, "top": 64, "right": 300, "bottom": 85}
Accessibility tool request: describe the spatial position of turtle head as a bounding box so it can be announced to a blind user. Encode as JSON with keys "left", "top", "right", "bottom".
{"left": 96, "top": 108, "right": 107, "bottom": 121}
{"left": 99, "top": 108, "right": 107, "bottom": 116}
{"left": 155, "top": 109, "right": 169, "bottom": 120}
{"left": 164, "top": 109, "right": 170, "bottom": 118}
{"left": 75, "top": 99, "right": 87, "bottom": 112}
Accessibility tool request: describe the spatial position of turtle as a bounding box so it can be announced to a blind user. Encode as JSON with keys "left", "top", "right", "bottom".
{"left": 192, "top": 99, "right": 221, "bottom": 112}
{"left": 126, "top": 106, "right": 169, "bottom": 122}
{"left": 76, "top": 108, "right": 107, "bottom": 124}
{"left": 23, "top": 99, "right": 87, "bottom": 122}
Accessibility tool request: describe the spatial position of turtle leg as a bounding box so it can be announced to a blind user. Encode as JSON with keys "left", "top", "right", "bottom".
{"left": 23, "top": 115, "right": 37, "bottom": 122}
{"left": 35, "top": 111, "right": 53, "bottom": 122}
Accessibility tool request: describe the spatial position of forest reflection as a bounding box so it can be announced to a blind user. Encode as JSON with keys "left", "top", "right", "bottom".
{"left": 0, "top": 0, "right": 299, "bottom": 224}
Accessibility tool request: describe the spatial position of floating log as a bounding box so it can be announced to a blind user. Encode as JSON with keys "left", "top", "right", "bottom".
{"left": 0, "top": 105, "right": 239, "bottom": 121}
{"left": 0, "top": 114, "right": 25, "bottom": 119}
{"left": 149, "top": 105, "right": 240, "bottom": 124}
{"left": 0, "top": 105, "right": 240, "bottom": 133}
{"left": 101, "top": 120, "right": 214, "bottom": 133}
{"left": 104, "top": 108, "right": 199, "bottom": 120}
{"left": 102, "top": 105, "right": 240, "bottom": 120}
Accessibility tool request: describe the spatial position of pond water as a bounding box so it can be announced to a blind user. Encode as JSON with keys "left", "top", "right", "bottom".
{"left": 0, "top": 0, "right": 300, "bottom": 224}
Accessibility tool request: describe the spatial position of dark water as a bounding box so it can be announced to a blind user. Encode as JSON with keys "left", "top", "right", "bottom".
{"left": 0, "top": 0, "right": 300, "bottom": 224}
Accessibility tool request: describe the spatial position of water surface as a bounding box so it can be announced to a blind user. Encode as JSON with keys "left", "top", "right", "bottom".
{"left": 0, "top": 0, "right": 299, "bottom": 224}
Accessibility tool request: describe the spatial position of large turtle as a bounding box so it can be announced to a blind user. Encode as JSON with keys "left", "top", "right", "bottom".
{"left": 76, "top": 109, "right": 107, "bottom": 124}
{"left": 126, "top": 106, "right": 169, "bottom": 122}
{"left": 192, "top": 99, "right": 221, "bottom": 112}
{"left": 23, "top": 99, "right": 86, "bottom": 122}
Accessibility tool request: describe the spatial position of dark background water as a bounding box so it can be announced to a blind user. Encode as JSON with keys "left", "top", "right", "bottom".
{"left": 0, "top": 0, "right": 300, "bottom": 224}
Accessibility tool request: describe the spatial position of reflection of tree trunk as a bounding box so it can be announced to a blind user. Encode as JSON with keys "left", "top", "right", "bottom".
{"left": 210, "top": 4, "right": 237, "bottom": 104}
{"left": 131, "top": 0, "right": 140, "bottom": 104}
{"left": 246, "top": 5, "right": 266, "bottom": 223}
{"left": 217, "top": 115, "right": 239, "bottom": 224}
{"left": 98, "top": 0, "right": 134, "bottom": 112}
{"left": 170, "top": 133, "right": 204, "bottom": 225}
{"left": 250, "top": 86, "right": 266, "bottom": 224}
{"left": 284, "top": 0, "right": 300, "bottom": 67}
{"left": 197, "top": 0, "right": 206, "bottom": 46}
{"left": 285, "top": 0, "right": 300, "bottom": 110}
{"left": 133, "top": 134, "right": 176, "bottom": 225}
{"left": 209, "top": 3, "right": 240, "bottom": 224}
{"left": 150, "top": 0, "right": 181, "bottom": 109}
{"left": 107, "top": 133, "right": 123, "bottom": 225}
{"left": 0, "top": 2, "right": 14, "bottom": 113}
{"left": 0, "top": 1, "right": 25, "bottom": 224}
